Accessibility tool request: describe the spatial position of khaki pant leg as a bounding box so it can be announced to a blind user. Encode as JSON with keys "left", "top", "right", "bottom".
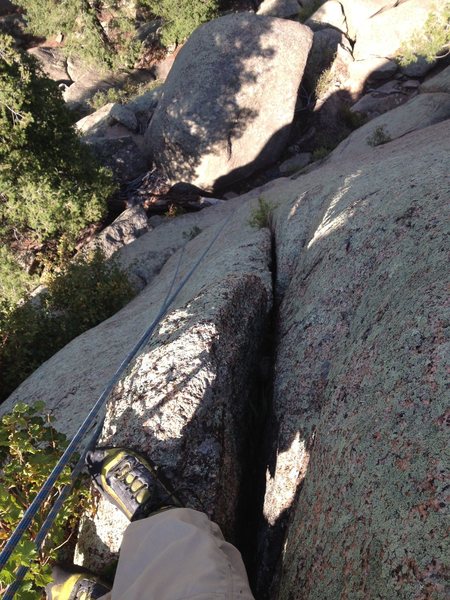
{"left": 99, "top": 507, "right": 255, "bottom": 600}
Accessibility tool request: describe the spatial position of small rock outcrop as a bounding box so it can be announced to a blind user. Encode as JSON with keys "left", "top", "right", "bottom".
{"left": 257, "top": 0, "right": 301, "bottom": 19}
{"left": 332, "top": 91, "right": 450, "bottom": 163}
{"left": 306, "top": 0, "right": 348, "bottom": 35}
{"left": 63, "top": 69, "right": 156, "bottom": 115}
{"left": 27, "top": 47, "right": 69, "bottom": 82}
{"left": 334, "top": 0, "right": 441, "bottom": 90}
{"left": 76, "top": 103, "right": 148, "bottom": 182}
{"left": 351, "top": 0, "right": 436, "bottom": 62}
{"left": 81, "top": 206, "right": 149, "bottom": 259}
{"left": 145, "top": 13, "right": 313, "bottom": 191}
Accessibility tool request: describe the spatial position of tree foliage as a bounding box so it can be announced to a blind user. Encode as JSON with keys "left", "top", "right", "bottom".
{"left": 0, "top": 402, "right": 90, "bottom": 598}
{"left": 13, "top": 0, "right": 141, "bottom": 70}
{"left": 0, "top": 34, "right": 113, "bottom": 249}
{"left": 398, "top": 3, "right": 450, "bottom": 65}
{"left": 0, "top": 247, "right": 37, "bottom": 307}
{"left": 142, "top": 0, "right": 219, "bottom": 46}
{"left": 0, "top": 248, "right": 136, "bottom": 402}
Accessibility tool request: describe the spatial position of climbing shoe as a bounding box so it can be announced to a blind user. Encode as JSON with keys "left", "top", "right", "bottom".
{"left": 46, "top": 566, "right": 110, "bottom": 600}
{"left": 85, "top": 447, "right": 183, "bottom": 521}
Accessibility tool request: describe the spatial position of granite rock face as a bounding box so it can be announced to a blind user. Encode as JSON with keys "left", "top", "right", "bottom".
{"left": 349, "top": 0, "right": 436, "bottom": 62}
{"left": 257, "top": 0, "right": 301, "bottom": 18}
{"left": 27, "top": 47, "right": 69, "bottom": 82}
{"left": 263, "top": 119, "right": 450, "bottom": 599}
{"left": 2, "top": 29, "right": 448, "bottom": 596}
{"left": 80, "top": 206, "right": 149, "bottom": 260}
{"left": 1, "top": 191, "right": 274, "bottom": 571}
{"left": 73, "top": 193, "right": 273, "bottom": 569}
{"left": 145, "top": 13, "right": 313, "bottom": 191}
{"left": 330, "top": 92, "right": 450, "bottom": 164}
{"left": 420, "top": 65, "right": 450, "bottom": 94}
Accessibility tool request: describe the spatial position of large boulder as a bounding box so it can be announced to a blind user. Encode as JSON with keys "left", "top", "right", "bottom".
{"left": 257, "top": 0, "right": 301, "bottom": 18}
{"left": 259, "top": 119, "right": 449, "bottom": 599}
{"left": 144, "top": 13, "right": 313, "bottom": 191}
{"left": 351, "top": 0, "right": 436, "bottom": 61}
{"left": 305, "top": 0, "right": 348, "bottom": 35}
{"left": 338, "top": 0, "right": 399, "bottom": 40}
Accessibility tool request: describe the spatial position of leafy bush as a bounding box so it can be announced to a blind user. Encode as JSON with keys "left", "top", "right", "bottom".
{"left": 0, "top": 248, "right": 136, "bottom": 401}
{"left": 14, "top": 0, "right": 141, "bottom": 71}
{"left": 141, "top": 0, "right": 219, "bottom": 46}
{"left": 312, "top": 146, "right": 331, "bottom": 161}
{"left": 0, "top": 402, "right": 90, "bottom": 598}
{"left": 0, "top": 34, "right": 114, "bottom": 250}
{"left": 248, "top": 197, "right": 274, "bottom": 229}
{"left": 367, "top": 125, "right": 392, "bottom": 147}
{"left": 397, "top": 4, "right": 450, "bottom": 66}
{"left": 0, "top": 247, "right": 37, "bottom": 307}
{"left": 46, "top": 247, "right": 136, "bottom": 334}
{"left": 315, "top": 66, "right": 335, "bottom": 99}
{"left": 339, "top": 105, "right": 368, "bottom": 131}
{"left": 88, "top": 79, "right": 162, "bottom": 111}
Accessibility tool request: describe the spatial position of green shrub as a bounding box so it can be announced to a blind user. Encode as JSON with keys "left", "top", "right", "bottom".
{"left": 0, "top": 34, "right": 114, "bottom": 249}
{"left": 248, "top": 197, "right": 274, "bottom": 229}
{"left": 367, "top": 125, "right": 392, "bottom": 147}
{"left": 314, "top": 66, "right": 335, "bottom": 99}
{"left": 141, "top": 0, "right": 219, "bottom": 46}
{"left": 0, "top": 402, "right": 90, "bottom": 598}
{"left": 339, "top": 105, "right": 368, "bottom": 131}
{"left": 88, "top": 79, "right": 162, "bottom": 111}
{"left": 312, "top": 146, "right": 332, "bottom": 161}
{"left": 0, "top": 247, "right": 37, "bottom": 307}
{"left": 46, "top": 247, "right": 136, "bottom": 334}
{"left": 397, "top": 4, "right": 450, "bottom": 66}
{"left": 14, "top": 0, "right": 141, "bottom": 71}
{"left": 0, "top": 248, "right": 136, "bottom": 401}
{"left": 164, "top": 204, "right": 186, "bottom": 218}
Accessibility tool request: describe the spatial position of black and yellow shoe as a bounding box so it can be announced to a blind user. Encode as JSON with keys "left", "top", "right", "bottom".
{"left": 85, "top": 448, "right": 183, "bottom": 521}
{"left": 46, "top": 566, "right": 110, "bottom": 600}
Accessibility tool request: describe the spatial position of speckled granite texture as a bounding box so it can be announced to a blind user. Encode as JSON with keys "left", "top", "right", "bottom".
{"left": 265, "top": 120, "right": 450, "bottom": 599}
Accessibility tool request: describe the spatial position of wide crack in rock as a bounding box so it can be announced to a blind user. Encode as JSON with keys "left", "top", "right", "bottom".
{"left": 74, "top": 191, "right": 275, "bottom": 572}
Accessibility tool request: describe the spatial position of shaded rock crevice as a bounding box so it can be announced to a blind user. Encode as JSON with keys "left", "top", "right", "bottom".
{"left": 69, "top": 196, "right": 277, "bottom": 572}
{"left": 236, "top": 220, "right": 279, "bottom": 593}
